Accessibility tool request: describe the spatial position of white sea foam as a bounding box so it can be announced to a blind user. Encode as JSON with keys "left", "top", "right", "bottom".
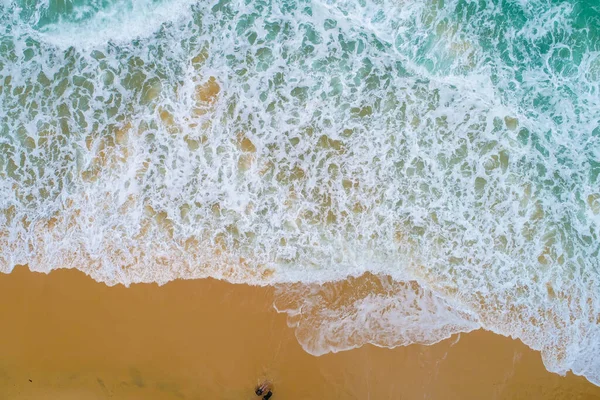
{"left": 49, "top": 1, "right": 197, "bottom": 48}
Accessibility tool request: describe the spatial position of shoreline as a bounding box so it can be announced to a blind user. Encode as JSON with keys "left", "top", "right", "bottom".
{"left": 0, "top": 266, "right": 598, "bottom": 399}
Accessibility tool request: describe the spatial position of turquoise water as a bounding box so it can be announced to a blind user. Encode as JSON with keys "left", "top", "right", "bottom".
{"left": 1, "top": 0, "right": 599, "bottom": 385}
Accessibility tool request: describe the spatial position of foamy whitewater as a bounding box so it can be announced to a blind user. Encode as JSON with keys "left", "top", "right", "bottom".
{"left": 1, "top": 0, "right": 599, "bottom": 385}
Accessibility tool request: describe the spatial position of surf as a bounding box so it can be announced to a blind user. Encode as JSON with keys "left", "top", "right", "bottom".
{"left": 0, "top": 0, "right": 599, "bottom": 386}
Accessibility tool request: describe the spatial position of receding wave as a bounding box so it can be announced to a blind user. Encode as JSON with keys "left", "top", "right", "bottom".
{"left": 1, "top": 0, "right": 599, "bottom": 386}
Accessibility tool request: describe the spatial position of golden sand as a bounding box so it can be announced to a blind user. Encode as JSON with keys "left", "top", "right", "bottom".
{"left": 0, "top": 266, "right": 599, "bottom": 400}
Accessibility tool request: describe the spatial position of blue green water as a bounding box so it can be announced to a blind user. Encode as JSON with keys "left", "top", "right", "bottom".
{"left": 0, "top": 0, "right": 599, "bottom": 385}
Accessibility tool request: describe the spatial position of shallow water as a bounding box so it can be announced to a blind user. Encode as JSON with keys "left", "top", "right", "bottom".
{"left": 1, "top": 0, "right": 599, "bottom": 385}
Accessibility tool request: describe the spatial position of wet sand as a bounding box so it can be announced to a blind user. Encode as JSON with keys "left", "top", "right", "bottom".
{"left": 0, "top": 266, "right": 599, "bottom": 400}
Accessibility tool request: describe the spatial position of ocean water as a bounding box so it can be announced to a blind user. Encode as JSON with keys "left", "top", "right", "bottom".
{"left": 1, "top": 0, "right": 599, "bottom": 385}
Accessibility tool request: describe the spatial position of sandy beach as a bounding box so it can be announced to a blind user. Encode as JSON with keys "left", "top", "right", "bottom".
{"left": 0, "top": 266, "right": 598, "bottom": 400}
